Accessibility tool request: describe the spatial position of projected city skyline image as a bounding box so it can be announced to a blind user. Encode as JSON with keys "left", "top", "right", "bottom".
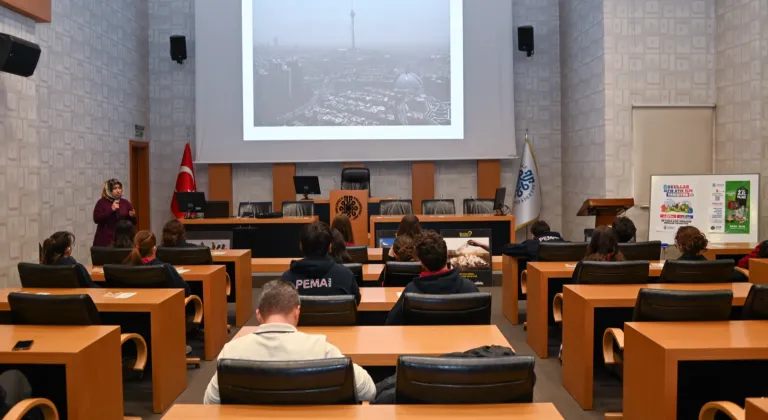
{"left": 251, "top": 0, "right": 452, "bottom": 128}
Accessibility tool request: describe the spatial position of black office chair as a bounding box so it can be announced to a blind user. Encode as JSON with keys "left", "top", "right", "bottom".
{"left": 520, "top": 242, "right": 588, "bottom": 294}
{"left": 346, "top": 246, "right": 368, "bottom": 264}
{"left": 402, "top": 293, "right": 492, "bottom": 325}
{"left": 619, "top": 241, "right": 662, "bottom": 261}
{"left": 7, "top": 293, "right": 148, "bottom": 373}
{"left": 282, "top": 201, "right": 315, "bottom": 217}
{"left": 239, "top": 201, "right": 273, "bottom": 217}
{"left": 463, "top": 198, "right": 494, "bottom": 215}
{"left": 382, "top": 261, "right": 422, "bottom": 287}
{"left": 603, "top": 289, "right": 733, "bottom": 368}
{"left": 742, "top": 284, "right": 768, "bottom": 320}
{"left": 217, "top": 358, "right": 358, "bottom": 405}
{"left": 659, "top": 260, "right": 736, "bottom": 283}
{"left": 422, "top": 199, "right": 456, "bottom": 215}
{"left": 156, "top": 246, "right": 231, "bottom": 295}
{"left": 17, "top": 263, "right": 84, "bottom": 288}
{"left": 90, "top": 246, "right": 132, "bottom": 266}
{"left": 340, "top": 168, "right": 370, "bottom": 195}
{"left": 395, "top": 355, "right": 535, "bottom": 404}
{"left": 343, "top": 263, "right": 364, "bottom": 287}
{"left": 298, "top": 296, "right": 357, "bottom": 326}
{"left": 379, "top": 200, "right": 413, "bottom": 216}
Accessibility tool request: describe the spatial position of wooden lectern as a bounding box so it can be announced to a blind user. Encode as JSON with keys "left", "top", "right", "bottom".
{"left": 329, "top": 190, "right": 369, "bottom": 246}
{"left": 577, "top": 198, "right": 634, "bottom": 228}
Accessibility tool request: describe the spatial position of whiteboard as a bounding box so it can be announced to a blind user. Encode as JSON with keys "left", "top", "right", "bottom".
{"left": 649, "top": 174, "right": 759, "bottom": 244}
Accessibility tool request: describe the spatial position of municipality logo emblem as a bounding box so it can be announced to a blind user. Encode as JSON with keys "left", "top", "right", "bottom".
{"left": 335, "top": 195, "right": 363, "bottom": 220}
{"left": 514, "top": 167, "right": 536, "bottom": 203}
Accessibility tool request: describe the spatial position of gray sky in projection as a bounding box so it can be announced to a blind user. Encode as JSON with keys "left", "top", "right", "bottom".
{"left": 253, "top": 0, "right": 450, "bottom": 49}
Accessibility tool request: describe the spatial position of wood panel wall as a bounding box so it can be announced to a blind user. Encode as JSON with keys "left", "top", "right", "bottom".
{"left": 342, "top": 163, "right": 365, "bottom": 168}
{"left": 411, "top": 162, "right": 435, "bottom": 215}
{"left": 208, "top": 164, "right": 233, "bottom": 214}
{"left": 477, "top": 160, "right": 502, "bottom": 199}
{"left": 0, "top": 0, "right": 50, "bottom": 22}
{"left": 272, "top": 163, "right": 296, "bottom": 211}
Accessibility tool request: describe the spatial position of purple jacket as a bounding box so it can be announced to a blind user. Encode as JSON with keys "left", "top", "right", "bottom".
{"left": 93, "top": 197, "right": 137, "bottom": 247}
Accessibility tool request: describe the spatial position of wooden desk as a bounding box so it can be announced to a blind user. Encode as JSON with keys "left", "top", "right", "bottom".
{"left": 358, "top": 288, "right": 401, "bottom": 311}
{"left": 369, "top": 215, "right": 515, "bottom": 255}
{"left": 501, "top": 254, "right": 523, "bottom": 324}
{"left": 561, "top": 282, "right": 753, "bottom": 410}
{"left": 368, "top": 248, "right": 502, "bottom": 270}
{"left": 623, "top": 321, "right": 768, "bottom": 420}
{"left": 234, "top": 325, "right": 510, "bottom": 366}
{"left": 211, "top": 249, "right": 253, "bottom": 326}
{"left": 0, "top": 325, "right": 123, "bottom": 419}
{"left": 181, "top": 216, "right": 318, "bottom": 225}
{"left": 526, "top": 261, "right": 665, "bottom": 358}
{"left": 749, "top": 259, "right": 768, "bottom": 284}
{"left": 0, "top": 288, "right": 186, "bottom": 413}
{"left": 747, "top": 398, "right": 768, "bottom": 420}
{"left": 251, "top": 258, "right": 383, "bottom": 282}
{"left": 162, "top": 403, "right": 564, "bottom": 419}
{"left": 703, "top": 242, "right": 757, "bottom": 260}
{"left": 87, "top": 265, "right": 228, "bottom": 361}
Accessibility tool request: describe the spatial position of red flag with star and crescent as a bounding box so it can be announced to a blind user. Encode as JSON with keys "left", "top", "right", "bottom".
{"left": 171, "top": 143, "right": 196, "bottom": 219}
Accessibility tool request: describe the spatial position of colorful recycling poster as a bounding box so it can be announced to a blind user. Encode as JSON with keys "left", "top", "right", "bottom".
{"left": 725, "top": 181, "right": 750, "bottom": 234}
{"left": 657, "top": 184, "right": 696, "bottom": 232}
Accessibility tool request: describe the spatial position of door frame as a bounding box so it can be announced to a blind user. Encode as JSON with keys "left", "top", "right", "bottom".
{"left": 129, "top": 140, "right": 151, "bottom": 231}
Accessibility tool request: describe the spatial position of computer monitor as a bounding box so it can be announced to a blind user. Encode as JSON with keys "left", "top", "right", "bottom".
{"left": 176, "top": 192, "right": 206, "bottom": 217}
{"left": 493, "top": 187, "right": 507, "bottom": 214}
{"left": 293, "top": 176, "right": 321, "bottom": 200}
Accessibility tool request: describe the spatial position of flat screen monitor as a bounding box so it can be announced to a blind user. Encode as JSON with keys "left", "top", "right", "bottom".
{"left": 493, "top": 187, "right": 506, "bottom": 211}
{"left": 177, "top": 192, "right": 207, "bottom": 213}
{"left": 293, "top": 176, "right": 321, "bottom": 199}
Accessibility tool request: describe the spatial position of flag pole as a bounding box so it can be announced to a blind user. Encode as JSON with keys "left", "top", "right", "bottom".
{"left": 524, "top": 129, "right": 530, "bottom": 241}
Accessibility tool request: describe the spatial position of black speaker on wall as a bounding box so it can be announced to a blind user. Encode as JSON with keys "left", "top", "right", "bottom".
{"left": 518, "top": 26, "right": 534, "bottom": 57}
{"left": 170, "top": 35, "right": 187, "bottom": 64}
{"left": 0, "top": 33, "right": 41, "bottom": 77}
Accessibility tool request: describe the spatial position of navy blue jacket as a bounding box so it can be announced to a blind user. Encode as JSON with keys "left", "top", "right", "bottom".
{"left": 145, "top": 258, "right": 191, "bottom": 297}
{"left": 58, "top": 256, "right": 100, "bottom": 288}
{"left": 281, "top": 255, "right": 360, "bottom": 305}
{"left": 385, "top": 268, "right": 479, "bottom": 325}
{"left": 501, "top": 231, "right": 565, "bottom": 261}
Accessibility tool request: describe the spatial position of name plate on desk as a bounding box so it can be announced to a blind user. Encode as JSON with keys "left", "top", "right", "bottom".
{"left": 442, "top": 229, "right": 492, "bottom": 286}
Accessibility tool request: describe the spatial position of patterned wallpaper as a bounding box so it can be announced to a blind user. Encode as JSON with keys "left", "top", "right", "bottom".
{"left": 0, "top": 0, "right": 149, "bottom": 287}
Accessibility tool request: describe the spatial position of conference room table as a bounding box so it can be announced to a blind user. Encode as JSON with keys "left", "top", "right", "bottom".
{"left": 704, "top": 242, "right": 758, "bottom": 260}
{"left": 0, "top": 289, "right": 186, "bottom": 414}
{"left": 749, "top": 259, "right": 768, "bottom": 284}
{"left": 525, "top": 261, "right": 666, "bottom": 359}
{"left": 0, "top": 325, "right": 123, "bottom": 420}
{"left": 87, "top": 264, "right": 228, "bottom": 361}
{"left": 235, "top": 325, "right": 510, "bottom": 365}
{"left": 745, "top": 398, "right": 768, "bottom": 419}
{"left": 369, "top": 215, "right": 515, "bottom": 256}
{"left": 623, "top": 321, "right": 768, "bottom": 420}
{"left": 182, "top": 216, "right": 317, "bottom": 257}
{"left": 560, "top": 282, "right": 753, "bottom": 410}
{"left": 162, "top": 403, "right": 565, "bottom": 419}
{"left": 501, "top": 254, "right": 525, "bottom": 324}
{"left": 210, "top": 249, "right": 253, "bottom": 326}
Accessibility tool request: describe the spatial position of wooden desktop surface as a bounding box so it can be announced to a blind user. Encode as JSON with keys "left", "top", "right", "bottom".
{"left": 358, "top": 287, "right": 401, "bottom": 311}
{"left": 234, "top": 325, "right": 510, "bottom": 366}
{"left": 703, "top": 242, "right": 757, "bottom": 260}
{"left": 749, "top": 259, "right": 768, "bottom": 285}
{"left": 561, "top": 282, "right": 752, "bottom": 410}
{"left": 746, "top": 398, "right": 768, "bottom": 420}
{"left": 0, "top": 288, "right": 182, "bottom": 312}
{"left": 162, "top": 403, "right": 564, "bottom": 419}
{"left": 211, "top": 249, "right": 253, "bottom": 326}
{"left": 86, "top": 264, "right": 225, "bottom": 280}
{"left": 309, "top": 197, "right": 397, "bottom": 205}
{"left": 624, "top": 321, "right": 768, "bottom": 420}
{"left": 0, "top": 325, "right": 124, "bottom": 419}
{"left": 370, "top": 215, "right": 515, "bottom": 223}
{"left": 181, "top": 216, "right": 318, "bottom": 225}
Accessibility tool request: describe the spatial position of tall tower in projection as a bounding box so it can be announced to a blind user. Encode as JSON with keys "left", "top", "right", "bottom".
{"left": 350, "top": 0, "right": 356, "bottom": 50}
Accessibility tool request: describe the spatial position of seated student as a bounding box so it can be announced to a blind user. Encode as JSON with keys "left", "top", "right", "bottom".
{"left": 675, "top": 226, "right": 748, "bottom": 282}
{"left": 738, "top": 240, "right": 768, "bottom": 269}
{"left": 331, "top": 214, "right": 355, "bottom": 246}
{"left": 385, "top": 231, "right": 479, "bottom": 325}
{"left": 112, "top": 220, "right": 136, "bottom": 248}
{"left": 612, "top": 217, "right": 636, "bottom": 243}
{"left": 41, "top": 231, "right": 99, "bottom": 288}
{"left": 281, "top": 222, "right": 360, "bottom": 305}
{"left": 330, "top": 229, "right": 353, "bottom": 264}
{"left": 378, "top": 235, "right": 418, "bottom": 286}
{"left": 584, "top": 226, "right": 625, "bottom": 261}
{"left": 387, "top": 214, "right": 422, "bottom": 258}
{"left": 203, "top": 280, "right": 376, "bottom": 404}
{"left": 123, "top": 231, "right": 191, "bottom": 297}
{"left": 161, "top": 219, "right": 198, "bottom": 248}
{"left": 501, "top": 220, "right": 564, "bottom": 260}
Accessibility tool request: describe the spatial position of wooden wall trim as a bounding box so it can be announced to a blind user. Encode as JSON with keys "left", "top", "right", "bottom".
{"left": 272, "top": 163, "right": 296, "bottom": 211}
{"left": 0, "top": 0, "right": 51, "bottom": 22}
{"left": 129, "top": 141, "right": 151, "bottom": 231}
{"left": 342, "top": 163, "right": 365, "bottom": 168}
{"left": 477, "top": 160, "right": 502, "bottom": 199}
{"left": 411, "top": 162, "right": 435, "bottom": 215}
{"left": 208, "top": 164, "right": 233, "bottom": 215}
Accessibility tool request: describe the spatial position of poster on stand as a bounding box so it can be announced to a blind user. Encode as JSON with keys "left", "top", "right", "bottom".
{"left": 656, "top": 183, "right": 696, "bottom": 232}
{"left": 441, "top": 229, "right": 492, "bottom": 286}
{"left": 725, "top": 180, "right": 751, "bottom": 234}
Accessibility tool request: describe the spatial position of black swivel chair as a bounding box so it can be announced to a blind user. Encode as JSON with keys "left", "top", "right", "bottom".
{"left": 282, "top": 201, "right": 315, "bottom": 217}
{"left": 603, "top": 289, "right": 733, "bottom": 368}
{"left": 382, "top": 261, "right": 422, "bottom": 287}
{"left": 742, "top": 284, "right": 768, "bottom": 320}
{"left": 463, "top": 199, "right": 495, "bottom": 215}
{"left": 520, "top": 242, "right": 588, "bottom": 294}
{"left": 395, "top": 356, "right": 536, "bottom": 404}
{"left": 90, "top": 246, "right": 132, "bottom": 265}
{"left": 403, "top": 293, "right": 492, "bottom": 325}
{"left": 346, "top": 246, "right": 368, "bottom": 264}
{"left": 156, "top": 246, "right": 232, "bottom": 296}
{"left": 422, "top": 199, "right": 456, "bottom": 215}
{"left": 340, "top": 168, "right": 371, "bottom": 195}
{"left": 619, "top": 241, "right": 662, "bottom": 261}
{"left": 298, "top": 296, "right": 357, "bottom": 326}
{"left": 217, "top": 358, "right": 358, "bottom": 405}
{"left": 7, "top": 292, "right": 148, "bottom": 373}
{"left": 343, "top": 263, "right": 364, "bottom": 287}
{"left": 659, "top": 260, "right": 736, "bottom": 283}
{"left": 17, "top": 263, "right": 85, "bottom": 288}
{"left": 379, "top": 200, "right": 413, "bottom": 216}
{"left": 239, "top": 201, "right": 273, "bottom": 217}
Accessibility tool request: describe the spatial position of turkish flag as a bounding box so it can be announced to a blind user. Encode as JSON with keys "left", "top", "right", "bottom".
{"left": 171, "top": 143, "right": 196, "bottom": 219}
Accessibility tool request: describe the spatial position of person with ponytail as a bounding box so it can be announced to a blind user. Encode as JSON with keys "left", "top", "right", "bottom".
{"left": 124, "top": 231, "right": 191, "bottom": 296}
{"left": 675, "top": 226, "right": 747, "bottom": 282}
{"left": 40, "top": 231, "right": 99, "bottom": 288}
{"left": 583, "top": 226, "right": 625, "bottom": 262}
{"left": 93, "top": 178, "right": 137, "bottom": 247}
